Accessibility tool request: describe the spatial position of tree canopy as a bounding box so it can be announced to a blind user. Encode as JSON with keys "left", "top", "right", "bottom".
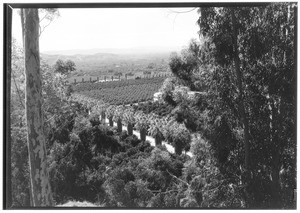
{"left": 166, "top": 3, "right": 297, "bottom": 208}
{"left": 54, "top": 59, "right": 76, "bottom": 75}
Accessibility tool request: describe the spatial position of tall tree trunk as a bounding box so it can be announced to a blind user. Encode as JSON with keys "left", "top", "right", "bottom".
{"left": 22, "top": 8, "right": 53, "bottom": 207}
{"left": 21, "top": 8, "right": 34, "bottom": 207}
{"left": 20, "top": 9, "right": 25, "bottom": 47}
{"left": 271, "top": 142, "right": 281, "bottom": 208}
{"left": 269, "top": 98, "right": 282, "bottom": 208}
{"left": 231, "top": 8, "right": 251, "bottom": 208}
{"left": 5, "top": 5, "right": 12, "bottom": 208}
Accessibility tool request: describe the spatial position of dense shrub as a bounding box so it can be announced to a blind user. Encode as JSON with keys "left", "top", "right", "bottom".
{"left": 46, "top": 110, "right": 188, "bottom": 207}
{"left": 11, "top": 127, "right": 31, "bottom": 207}
{"left": 132, "top": 101, "right": 175, "bottom": 118}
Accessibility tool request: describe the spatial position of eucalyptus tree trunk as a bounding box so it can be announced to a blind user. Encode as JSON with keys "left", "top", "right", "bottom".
{"left": 5, "top": 5, "right": 12, "bottom": 208}
{"left": 268, "top": 96, "right": 282, "bottom": 208}
{"left": 231, "top": 8, "right": 251, "bottom": 207}
{"left": 22, "top": 8, "right": 53, "bottom": 206}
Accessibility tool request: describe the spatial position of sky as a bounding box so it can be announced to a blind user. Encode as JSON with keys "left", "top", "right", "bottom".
{"left": 12, "top": 7, "right": 200, "bottom": 54}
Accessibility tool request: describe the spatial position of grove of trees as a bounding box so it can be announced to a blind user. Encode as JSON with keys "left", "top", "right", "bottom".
{"left": 167, "top": 3, "right": 296, "bottom": 208}
{"left": 8, "top": 3, "right": 296, "bottom": 209}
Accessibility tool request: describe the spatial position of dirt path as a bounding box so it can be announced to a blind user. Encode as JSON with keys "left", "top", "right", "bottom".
{"left": 104, "top": 118, "right": 192, "bottom": 157}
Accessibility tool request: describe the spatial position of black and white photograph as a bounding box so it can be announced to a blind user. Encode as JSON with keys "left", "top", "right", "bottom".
{"left": 3, "top": 1, "right": 297, "bottom": 209}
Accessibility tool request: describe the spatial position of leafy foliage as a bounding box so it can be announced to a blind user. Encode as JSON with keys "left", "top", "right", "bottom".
{"left": 10, "top": 40, "right": 78, "bottom": 207}
{"left": 10, "top": 3, "right": 296, "bottom": 209}
{"left": 161, "top": 3, "right": 296, "bottom": 209}
{"left": 54, "top": 59, "right": 76, "bottom": 75}
{"left": 47, "top": 108, "right": 192, "bottom": 207}
{"left": 132, "top": 101, "right": 175, "bottom": 118}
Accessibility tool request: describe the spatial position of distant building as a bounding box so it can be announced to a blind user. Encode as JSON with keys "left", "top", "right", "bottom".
{"left": 153, "top": 92, "right": 163, "bottom": 102}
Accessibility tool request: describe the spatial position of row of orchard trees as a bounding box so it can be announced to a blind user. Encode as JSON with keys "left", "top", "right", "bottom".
{"left": 71, "top": 94, "right": 191, "bottom": 155}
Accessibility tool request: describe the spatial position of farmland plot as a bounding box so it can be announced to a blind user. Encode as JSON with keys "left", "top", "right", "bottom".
{"left": 73, "top": 77, "right": 165, "bottom": 105}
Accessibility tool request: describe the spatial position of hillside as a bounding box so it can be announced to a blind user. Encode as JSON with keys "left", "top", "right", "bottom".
{"left": 41, "top": 50, "right": 172, "bottom": 77}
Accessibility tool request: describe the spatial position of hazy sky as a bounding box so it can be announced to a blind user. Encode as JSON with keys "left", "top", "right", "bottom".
{"left": 12, "top": 8, "right": 200, "bottom": 53}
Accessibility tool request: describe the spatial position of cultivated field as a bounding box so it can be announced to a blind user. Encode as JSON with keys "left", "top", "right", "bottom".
{"left": 72, "top": 77, "right": 166, "bottom": 105}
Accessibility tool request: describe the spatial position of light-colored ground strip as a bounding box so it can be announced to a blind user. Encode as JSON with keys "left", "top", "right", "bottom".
{"left": 56, "top": 201, "right": 99, "bottom": 207}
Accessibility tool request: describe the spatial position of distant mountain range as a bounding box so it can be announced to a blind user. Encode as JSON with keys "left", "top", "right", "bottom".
{"left": 42, "top": 46, "right": 181, "bottom": 56}
{"left": 40, "top": 47, "right": 174, "bottom": 75}
{"left": 41, "top": 52, "right": 121, "bottom": 66}
{"left": 41, "top": 51, "right": 172, "bottom": 66}
{"left": 41, "top": 46, "right": 178, "bottom": 66}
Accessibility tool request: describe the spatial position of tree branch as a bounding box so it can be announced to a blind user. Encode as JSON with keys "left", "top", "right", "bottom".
{"left": 148, "top": 189, "right": 179, "bottom": 194}
{"left": 39, "top": 13, "right": 48, "bottom": 23}
{"left": 39, "top": 20, "right": 53, "bottom": 36}
{"left": 20, "top": 9, "right": 25, "bottom": 48}
{"left": 168, "top": 8, "right": 198, "bottom": 14}
{"left": 166, "top": 170, "right": 189, "bottom": 186}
